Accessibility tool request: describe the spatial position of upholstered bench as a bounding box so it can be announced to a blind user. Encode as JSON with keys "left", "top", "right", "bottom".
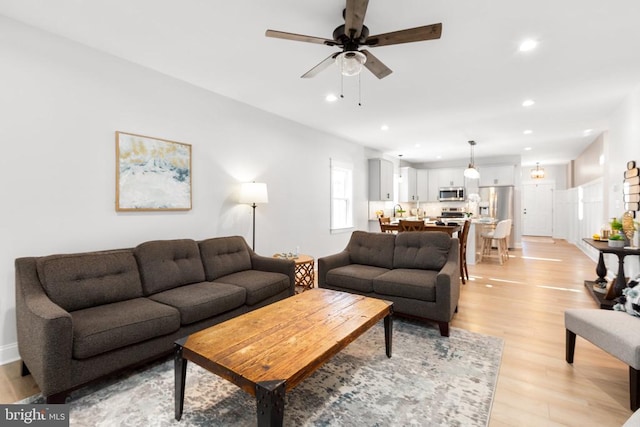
{"left": 565, "top": 308, "right": 640, "bottom": 410}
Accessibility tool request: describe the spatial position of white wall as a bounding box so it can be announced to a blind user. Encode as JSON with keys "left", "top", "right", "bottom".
{"left": 573, "top": 85, "right": 640, "bottom": 280}
{"left": 0, "top": 17, "right": 374, "bottom": 363}
{"left": 605, "top": 84, "right": 640, "bottom": 280}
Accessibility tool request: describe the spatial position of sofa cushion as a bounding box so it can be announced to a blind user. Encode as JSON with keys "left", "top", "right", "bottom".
{"left": 36, "top": 250, "right": 143, "bottom": 312}
{"left": 70, "top": 298, "right": 180, "bottom": 359}
{"left": 149, "top": 282, "right": 246, "bottom": 325}
{"left": 214, "top": 270, "right": 289, "bottom": 306}
{"left": 373, "top": 268, "right": 438, "bottom": 302}
{"left": 393, "top": 232, "right": 450, "bottom": 270}
{"left": 199, "top": 236, "right": 252, "bottom": 281}
{"left": 325, "top": 264, "right": 390, "bottom": 293}
{"left": 134, "top": 239, "right": 205, "bottom": 295}
{"left": 346, "top": 231, "right": 396, "bottom": 269}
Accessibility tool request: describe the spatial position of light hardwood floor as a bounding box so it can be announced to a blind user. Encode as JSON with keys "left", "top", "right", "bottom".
{"left": 0, "top": 238, "right": 634, "bottom": 425}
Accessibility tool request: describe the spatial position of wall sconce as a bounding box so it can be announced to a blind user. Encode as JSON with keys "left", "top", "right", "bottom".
{"left": 239, "top": 182, "right": 268, "bottom": 251}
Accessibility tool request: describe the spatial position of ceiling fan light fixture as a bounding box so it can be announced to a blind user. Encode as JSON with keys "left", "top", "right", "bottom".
{"left": 463, "top": 140, "right": 480, "bottom": 179}
{"left": 335, "top": 51, "right": 366, "bottom": 76}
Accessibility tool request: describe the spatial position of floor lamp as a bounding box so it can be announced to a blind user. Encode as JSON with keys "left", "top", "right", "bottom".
{"left": 239, "top": 182, "right": 268, "bottom": 251}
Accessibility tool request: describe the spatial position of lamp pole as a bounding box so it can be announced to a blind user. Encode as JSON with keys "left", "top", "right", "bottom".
{"left": 250, "top": 202, "right": 257, "bottom": 251}
{"left": 239, "top": 182, "right": 268, "bottom": 252}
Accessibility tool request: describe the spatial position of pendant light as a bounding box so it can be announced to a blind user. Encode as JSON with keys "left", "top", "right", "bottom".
{"left": 463, "top": 140, "right": 480, "bottom": 179}
{"left": 530, "top": 162, "right": 545, "bottom": 179}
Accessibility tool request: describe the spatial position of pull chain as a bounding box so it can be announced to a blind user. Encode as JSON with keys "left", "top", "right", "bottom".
{"left": 340, "top": 72, "right": 344, "bottom": 99}
{"left": 358, "top": 72, "right": 362, "bottom": 106}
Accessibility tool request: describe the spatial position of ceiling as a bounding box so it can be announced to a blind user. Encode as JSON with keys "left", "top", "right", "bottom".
{"left": 2, "top": 0, "right": 640, "bottom": 167}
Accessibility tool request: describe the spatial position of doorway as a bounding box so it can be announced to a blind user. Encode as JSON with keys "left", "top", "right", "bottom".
{"left": 522, "top": 182, "right": 554, "bottom": 236}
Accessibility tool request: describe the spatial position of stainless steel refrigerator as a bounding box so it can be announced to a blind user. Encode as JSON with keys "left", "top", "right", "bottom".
{"left": 478, "top": 185, "right": 515, "bottom": 248}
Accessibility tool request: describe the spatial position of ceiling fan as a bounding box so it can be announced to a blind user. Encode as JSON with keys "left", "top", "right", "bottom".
{"left": 265, "top": 0, "right": 442, "bottom": 79}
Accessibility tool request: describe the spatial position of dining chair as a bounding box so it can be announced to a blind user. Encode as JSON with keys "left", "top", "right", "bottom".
{"left": 459, "top": 219, "right": 471, "bottom": 283}
{"left": 378, "top": 217, "right": 395, "bottom": 233}
{"left": 478, "top": 219, "right": 512, "bottom": 264}
{"left": 398, "top": 219, "right": 426, "bottom": 232}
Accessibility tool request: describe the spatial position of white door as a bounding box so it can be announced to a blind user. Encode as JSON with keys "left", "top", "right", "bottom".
{"left": 522, "top": 183, "right": 554, "bottom": 236}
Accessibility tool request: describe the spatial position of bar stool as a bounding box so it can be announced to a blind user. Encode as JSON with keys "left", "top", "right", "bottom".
{"left": 478, "top": 219, "right": 511, "bottom": 264}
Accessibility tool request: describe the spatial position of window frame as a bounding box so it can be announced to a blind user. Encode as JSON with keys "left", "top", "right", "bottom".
{"left": 330, "top": 158, "right": 354, "bottom": 233}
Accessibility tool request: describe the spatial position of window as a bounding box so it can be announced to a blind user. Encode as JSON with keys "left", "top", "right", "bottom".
{"left": 330, "top": 159, "right": 354, "bottom": 232}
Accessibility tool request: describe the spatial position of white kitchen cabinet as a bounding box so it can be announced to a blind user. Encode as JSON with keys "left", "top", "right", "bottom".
{"left": 368, "top": 158, "right": 394, "bottom": 201}
{"left": 439, "top": 168, "right": 465, "bottom": 187}
{"left": 399, "top": 167, "right": 418, "bottom": 202}
{"left": 416, "top": 169, "right": 429, "bottom": 201}
{"left": 427, "top": 168, "right": 465, "bottom": 201}
{"left": 479, "top": 165, "right": 515, "bottom": 186}
{"left": 427, "top": 169, "right": 440, "bottom": 201}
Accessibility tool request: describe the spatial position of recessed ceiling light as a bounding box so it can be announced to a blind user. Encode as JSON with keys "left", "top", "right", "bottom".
{"left": 519, "top": 39, "right": 538, "bottom": 52}
{"left": 524, "top": 147, "right": 532, "bottom": 151}
{"left": 381, "top": 124, "right": 389, "bottom": 131}
{"left": 325, "top": 94, "right": 338, "bottom": 102}
{"left": 436, "top": 155, "right": 442, "bottom": 159}
{"left": 523, "top": 129, "right": 533, "bottom": 135}
{"left": 522, "top": 99, "right": 535, "bottom": 107}
{"left": 415, "top": 143, "right": 421, "bottom": 148}
{"left": 583, "top": 129, "right": 593, "bottom": 135}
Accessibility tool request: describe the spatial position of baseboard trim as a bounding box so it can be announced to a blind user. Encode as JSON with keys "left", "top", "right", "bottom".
{"left": 0, "top": 342, "right": 20, "bottom": 366}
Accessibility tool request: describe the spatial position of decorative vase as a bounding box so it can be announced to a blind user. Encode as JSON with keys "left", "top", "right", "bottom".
{"left": 623, "top": 211, "right": 635, "bottom": 248}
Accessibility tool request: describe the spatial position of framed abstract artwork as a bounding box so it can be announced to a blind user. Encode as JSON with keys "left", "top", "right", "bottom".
{"left": 116, "top": 131, "right": 192, "bottom": 211}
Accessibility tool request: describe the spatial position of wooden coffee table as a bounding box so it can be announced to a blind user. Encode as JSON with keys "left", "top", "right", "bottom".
{"left": 174, "top": 288, "right": 393, "bottom": 426}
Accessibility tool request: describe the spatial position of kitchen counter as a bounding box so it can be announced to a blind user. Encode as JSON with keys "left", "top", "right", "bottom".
{"left": 466, "top": 218, "right": 498, "bottom": 265}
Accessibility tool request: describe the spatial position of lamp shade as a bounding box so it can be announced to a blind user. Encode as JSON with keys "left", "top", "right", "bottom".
{"left": 464, "top": 166, "right": 480, "bottom": 179}
{"left": 239, "top": 182, "right": 268, "bottom": 204}
{"left": 335, "top": 51, "right": 366, "bottom": 76}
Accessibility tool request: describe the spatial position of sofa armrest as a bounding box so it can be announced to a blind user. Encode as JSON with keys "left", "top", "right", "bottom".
{"left": 15, "top": 257, "right": 73, "bottom": 396}
{"left": 317, "top": 251, "right": 351, "bottom": 287}
{"left": 250, "top": 254, "right": 296, "bottom": 295}
{"left": 435, "top": 238, "right": 461, "bottom": 317}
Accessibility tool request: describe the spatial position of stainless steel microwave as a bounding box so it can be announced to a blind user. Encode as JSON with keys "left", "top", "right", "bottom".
{"left": 438, "top": 187, "right": 465, "bottom": 201}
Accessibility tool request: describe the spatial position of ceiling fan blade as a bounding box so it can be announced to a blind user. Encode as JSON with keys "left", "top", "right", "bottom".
{"left": 361, "top": 50, "right": 392, "bottom": 79}
{"left": 344, "top": 0, "right": 369, "bottom": 39}
{"left": 301, "top": 52, "right": 340, "bottom": 78}
{"left": 365, "top": 23, "right": 442, "bottom": 47}
{"left": 265, "top": 29, "right": 338, "bottom": 46}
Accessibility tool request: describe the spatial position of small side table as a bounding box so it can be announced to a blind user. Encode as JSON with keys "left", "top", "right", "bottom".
{"left": 582, "top": 238, "right": 640, "bottom": 301}
{"left": 273, "top": 254, "right": 315, "bottom": 292}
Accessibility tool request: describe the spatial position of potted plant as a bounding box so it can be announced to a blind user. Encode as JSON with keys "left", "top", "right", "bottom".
{"left": 611, "top": 217, "right": 623, "bottom": 233}
{"left": 608, "top": 233, "right": 625, "bottom": 248}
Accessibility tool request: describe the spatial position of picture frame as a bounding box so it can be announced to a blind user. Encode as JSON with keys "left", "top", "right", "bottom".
{"left": 116, "top": 131, "right": 192, "bottom": 211}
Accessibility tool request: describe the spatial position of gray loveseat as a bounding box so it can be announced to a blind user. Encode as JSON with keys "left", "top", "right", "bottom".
{"left": 15, "top": 236, "right": 295, "bottom": 403}
{"left": 318, "top": 230, "right": 460, "bottom": 336}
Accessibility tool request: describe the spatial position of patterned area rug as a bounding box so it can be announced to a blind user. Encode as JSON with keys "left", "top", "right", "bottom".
{"left": 22, "top": 320, "right": 503, "bottom": 426}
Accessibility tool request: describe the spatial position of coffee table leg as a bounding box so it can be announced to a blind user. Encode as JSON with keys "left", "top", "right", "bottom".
{"left": 384, "top": 313, "right": 393, "bottom": 358}
{"left": 174, "top": 344, "right": 187, "bottom": 421}
{"left": 256, "top": 380, "right": 286, "bottom": 427}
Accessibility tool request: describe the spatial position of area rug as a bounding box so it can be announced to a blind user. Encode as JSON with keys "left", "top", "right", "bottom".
{"left": 21, "top": 320, "right": 503, "bottom": 426}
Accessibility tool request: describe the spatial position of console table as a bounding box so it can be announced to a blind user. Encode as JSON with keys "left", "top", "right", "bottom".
{"left": 582, "top": 238, "right": 640, "bottom": 302}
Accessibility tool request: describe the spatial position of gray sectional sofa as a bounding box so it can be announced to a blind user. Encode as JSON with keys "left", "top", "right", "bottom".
{"left": 15, "top": 236, "right": 295, "bottom": 403}
{"left": 318, "top": 230, "right": 460, "bottom": 336}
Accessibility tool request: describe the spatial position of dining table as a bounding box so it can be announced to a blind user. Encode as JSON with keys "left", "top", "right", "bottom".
{"left": 386, "top": 221, "right": 461, "bottom": 236}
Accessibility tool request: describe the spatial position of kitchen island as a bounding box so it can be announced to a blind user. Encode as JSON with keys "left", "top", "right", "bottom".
{"left": 466, "top": 218, "right": 498, "bottom": 265}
